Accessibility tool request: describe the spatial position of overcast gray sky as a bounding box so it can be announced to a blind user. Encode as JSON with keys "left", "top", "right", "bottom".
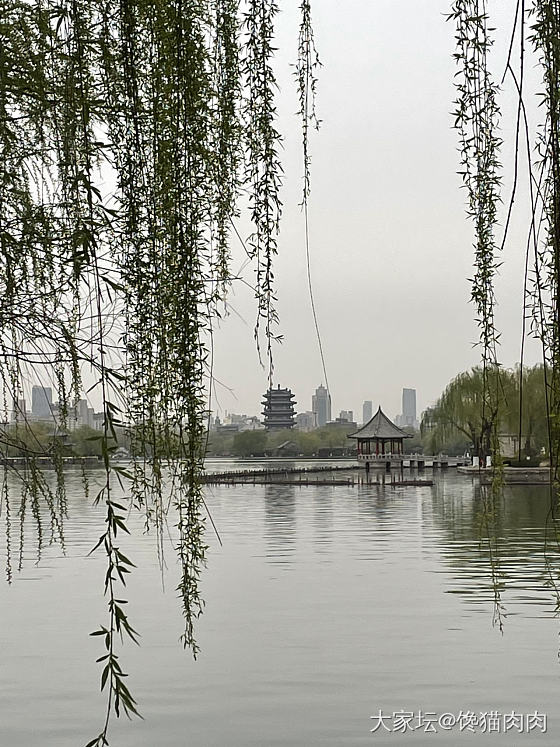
{"left": 211, "top": 0, "right": 544, "bottom": 422}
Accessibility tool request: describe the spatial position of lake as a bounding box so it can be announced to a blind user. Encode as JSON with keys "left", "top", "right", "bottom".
{"left": 0, "top": 462, "right": 558, "bottom": 745}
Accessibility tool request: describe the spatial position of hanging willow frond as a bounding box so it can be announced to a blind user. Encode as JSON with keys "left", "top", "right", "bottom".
{"left": 450, "top": 0, "right": 505, "bottom": 631}
{"left": 450, "top": 0, "right": 503, "bottom": 469}
{"left": 211, "top": 0, "right": 241, "bottom": 293}
{"left": 296, "top": 0, "right": 320, "bottom": 203}
{"left": 0, "top": 0, "right": 319, "bottom": 742}
{"left": 530, "top": 1, "right": 560, "bottom": 495}
{"left": 242, "top": 0, "right": 283, "bottom": 382}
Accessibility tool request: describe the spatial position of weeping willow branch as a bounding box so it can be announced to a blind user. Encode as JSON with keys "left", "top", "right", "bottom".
{"left": 243, "top": 0, "right": 283, "bottom": 384}
{"left": 450, "top": 0, "right": 505, "bottom": 629}
{"left": 0, "top": 0, "right": 317, "bottom": 743}
{"left": 526, "top": 1, "right": 560, "bottom": 623}
{"left": 450, "top": 1, "right": 503, "bottom": 459}
{"left": 531, "top": 1, "right": 560, "bottom": 497}
{"left": 296, "top": 0, "right": 329, "bottom": 399}
{"left": 296, "top": 0, "right": 320, "bottom": 204}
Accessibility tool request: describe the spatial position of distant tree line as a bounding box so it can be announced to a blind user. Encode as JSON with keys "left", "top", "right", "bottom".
{"left": 1, "top": 423, "right": 127, "bottom": 459}
{"left": 210, "top": 423, "right": 426, "bottom": 458}
{"left": 208, "top": 424, "right": 359, "bottom": 458}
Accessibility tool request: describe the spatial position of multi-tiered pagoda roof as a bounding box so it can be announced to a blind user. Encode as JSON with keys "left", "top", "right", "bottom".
{"left": 262, "top": 385, "right": 297, "bottom": 430}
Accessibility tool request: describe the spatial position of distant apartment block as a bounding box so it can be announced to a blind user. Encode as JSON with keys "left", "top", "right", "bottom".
{"left": 11, "top": 398, "right": 27, "bottom": 421}
{"left": 312, "top": 385, "right": 331, "bottom": 427}
{"left": 226, "top": 413, "right": 248, "bottom": 425}
{"left": 31, "top": 385, "right": 53, "bottom": 418}
{"left": 329, "top": 417, "right": 358, "bottom": 429}
{"left": 93, "top": 412, "right": 105, "bottom": 430}
{"left": 403, "top": 388, "right": 416, "bottom": 421}
{"left": 69, "top": 399, "right": 95, "bottom": 429}
{"left": 223, "top": 413, "right": 264, "bottom": 431}
{"left": 216, "top": 423, "right": 240, "bottom": 434}
{"left": 362, "top": 400, "right": 373, "bottom": 425}
{"left": 242, "top": 416, "right": 265, "bottom": 431}
{"left": 296, "top": 411, "right": 317, "bottom": 431}
{"left": 262, "top": 385, "right": 297, "bottom": 430}
{"left": 339, "top": 410, "right": 353, "bottom": 423}
{"left": 210, "top": 413, "right": 263, "bottom": 432}
{"left": 396, "top": 388, "right": 418, "bottom": 429}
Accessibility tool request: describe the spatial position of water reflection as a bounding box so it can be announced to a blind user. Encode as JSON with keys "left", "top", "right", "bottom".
{"left": 1, "top": 468, "right": 106, "bottom": 582}
{"left": 3, "top": 466, "right": 560, "bottom": 746}
{"left": 428, "top": 477, "right": 560, "bottom": 616}
{"left": 254, "top": 469, "right": 560, "bottom": 618}
{"left": 263, "top": 483, "right": 297, "bottom": 565}
{"left": 311, "top": 489, "right": 334, "bottom": 553}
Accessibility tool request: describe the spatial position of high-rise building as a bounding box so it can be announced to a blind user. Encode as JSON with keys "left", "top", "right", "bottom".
{"left": 296, "top": 411, "right": 317, "bottom": 431}
{"left": 312, "top": 385, "right": 331, "bottom": 427}
{"left": 31, "top": 385, "right": 52, "bottom": 418}
{"left": 339, "top": 410, "right": 353, "bottom": 423}
{"left": 402, "top": 388, "right": 417, "bottom": 428}
{"left": 262, "top": 385, "right": 297, "bottom": 430}
{"left": 362, "top": 400, "right": 373, "bottom": 424}
{"left": 70, "top": 399, "right": 95, "bottom": 429}
{"left": 11, "top": 398, "right": 26, "bottom": 421}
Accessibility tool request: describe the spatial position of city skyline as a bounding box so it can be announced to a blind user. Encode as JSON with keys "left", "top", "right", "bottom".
{"left": 216, "top": 383, "right": 420, "bottom": 431}
{"left": 15, "top": 379, "right": 422, "bottom": 433}
{"left": 12, "top": 384, "right": 100, "bottom": 430}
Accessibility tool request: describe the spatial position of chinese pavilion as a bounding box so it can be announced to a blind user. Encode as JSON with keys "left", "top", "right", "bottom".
{"left": 347, "top": 406, "right": 412, "bottom": 465}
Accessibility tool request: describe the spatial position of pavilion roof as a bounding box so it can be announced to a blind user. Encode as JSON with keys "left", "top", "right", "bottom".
{"left": 347, "top": 406, "right": 413, "bottom": 440}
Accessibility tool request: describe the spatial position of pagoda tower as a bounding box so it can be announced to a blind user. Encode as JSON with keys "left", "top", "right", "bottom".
{"left": 261, "top": 385, "right": 297, "bottom": 430}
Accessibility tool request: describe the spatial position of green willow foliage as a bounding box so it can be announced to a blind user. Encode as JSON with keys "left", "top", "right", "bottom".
{"left": 423, "top": 365, "right": 548, "bottom": 458}
{"left": 1, "top": 0, "right": 318, "bottom": 743}
{"left": 530, "top": 2, "right": 560, "bottom": 493}
{"left": 450, "top": 0, "right": 503, "bottom": 472}
{"left": 450, "top": 0, "right": 560, "bottom": 628}
{"left": 244, "top": 0, "right": 282, "bottom": 379}
{"left": 450, "top": 0, "right": 560, "bottom": 490}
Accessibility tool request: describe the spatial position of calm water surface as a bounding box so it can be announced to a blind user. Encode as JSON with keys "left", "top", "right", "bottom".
{"left": 1, "top": 462, "right": 559, "bottom": 745}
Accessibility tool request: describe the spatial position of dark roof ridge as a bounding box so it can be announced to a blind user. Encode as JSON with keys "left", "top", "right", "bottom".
{"left": 347, "top": 405, "right": 412, "bottom": 440}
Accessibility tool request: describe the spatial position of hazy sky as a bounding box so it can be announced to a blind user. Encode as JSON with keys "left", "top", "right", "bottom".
{"left": 212, "top": 0, "right": 543, "bottom": 423}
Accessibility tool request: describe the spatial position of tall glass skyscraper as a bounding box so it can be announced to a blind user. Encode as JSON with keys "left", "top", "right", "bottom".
{"left": 312, "top": 385, "right": 331, "bottom": 427}
{"left": 402, "top": 388, "right": 417, "bottom": 427}
{"left": 31, "top": 385, "right": 53, "bottom": 418}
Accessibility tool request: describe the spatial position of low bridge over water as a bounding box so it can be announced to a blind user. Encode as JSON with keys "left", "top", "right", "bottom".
{"left": 358, "top": 453, "right": 470, "bottom": 469}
